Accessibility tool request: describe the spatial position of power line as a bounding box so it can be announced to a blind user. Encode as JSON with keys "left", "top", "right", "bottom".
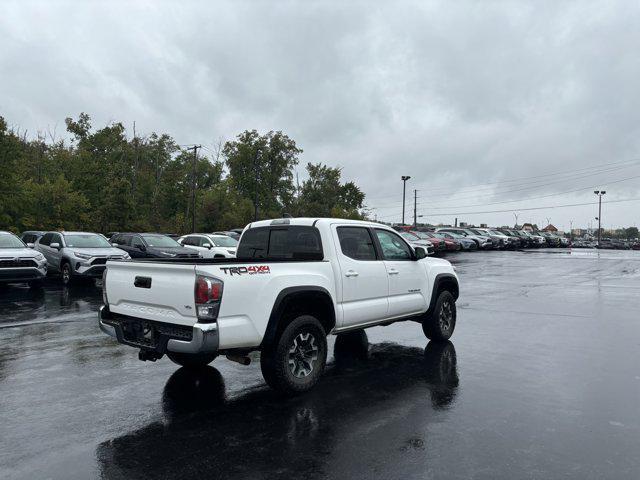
{"left": 377, "top": 196, "right": 640, "bottom": 219}
{"left": 370, "top": 170, "right": 640, "bottom": 211}
{"left": 365, "top": 158, "right": 640, "bottom": 202}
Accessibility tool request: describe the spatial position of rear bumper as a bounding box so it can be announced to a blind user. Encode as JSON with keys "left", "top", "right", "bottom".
{"left": 98, "top": 305, "right": 219, "bottom": 354}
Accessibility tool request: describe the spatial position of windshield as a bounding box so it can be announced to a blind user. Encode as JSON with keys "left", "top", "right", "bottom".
{"left": 490, "top": 230, "right": 505, "bottom": 236}
{"left": 211, "top": 236, "right": 238, "bottom": 247}
{"left": 0, "top": 233, "right": 26, "bottom": 248}
{"left": 447, "top": 232, "right": 465, "bottom": 239}
{"left": 462, "top": 230, "right": 477, "bottom": 236}
{"left": 413, "top": 232, "right": 433, "bottom": 239}
{"left": 400, "top": 232, "right": 419, "bottom": 241}
{"left": 64, "top": 234, "right": 111, "bottom": 248}
{"left": 468, "top": 229, "right": 483, "bottom": 235}
{"left": 142, "top": 235, "right": 181, "bottom": 247}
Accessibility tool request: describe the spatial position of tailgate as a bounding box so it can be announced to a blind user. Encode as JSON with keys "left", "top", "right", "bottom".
{"left": 106, "top": 261, "right": 197, "bottom": 326}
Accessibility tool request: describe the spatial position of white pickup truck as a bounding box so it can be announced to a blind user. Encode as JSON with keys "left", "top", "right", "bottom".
{"left": 99, "top": 218, "right": 459, "bottom": 394}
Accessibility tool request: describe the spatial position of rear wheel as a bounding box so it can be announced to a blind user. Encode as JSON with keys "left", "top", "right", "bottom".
{"left": 167, "top": 351, "right": 218, "bottom": 368}
{"left": 422, "top": 290, "right": 456, "bottom": 341}
{"left": 261, "top": 315, "right": 327, "bottom": 395}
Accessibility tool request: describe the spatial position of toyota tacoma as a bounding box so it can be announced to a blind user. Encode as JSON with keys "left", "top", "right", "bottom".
{"left": 99, "top": 218, "right": 459, "bottom": 394}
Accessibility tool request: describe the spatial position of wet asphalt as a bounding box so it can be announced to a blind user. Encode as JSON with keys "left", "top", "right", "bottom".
{"left": 0, "top": 249, "right": 639, "bottom": 480}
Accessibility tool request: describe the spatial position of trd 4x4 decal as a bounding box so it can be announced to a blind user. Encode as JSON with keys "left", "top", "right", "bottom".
{"left": 219, "top": 265, "right": 271, "bottom": 276}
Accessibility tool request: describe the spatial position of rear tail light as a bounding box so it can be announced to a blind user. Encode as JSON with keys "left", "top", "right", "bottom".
{"left": 194, "top": 274, "right": 223, "bottom": 323}
{"left": 102, "top": 268, "right": 108, "bottom": 305}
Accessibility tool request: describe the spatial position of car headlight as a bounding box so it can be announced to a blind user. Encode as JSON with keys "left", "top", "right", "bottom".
{"left": 161, "top": 251, "right": 177, "bottom": 257}
{"left": 34, "top": 253, "right": 45, "bottom": 261}
{"left": 121, "top": 253, "right": 131, "bottom": 260}
{"left": 74, "top": 251, "right": 92, "bottom": 260}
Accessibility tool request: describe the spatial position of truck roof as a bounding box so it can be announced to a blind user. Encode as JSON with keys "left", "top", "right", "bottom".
{"left": 246, "top": 217, "right": 388, "bottom": 229}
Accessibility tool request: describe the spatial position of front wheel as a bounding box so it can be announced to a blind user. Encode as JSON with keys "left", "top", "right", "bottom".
{"left": 167, "top": 351, "right": 218, "bottom": 368}
{"left": 261, "top": 315, "right": 327, "bottom": 395}
{"left": 422, "top": 290, "right": 456, "bottom": 341}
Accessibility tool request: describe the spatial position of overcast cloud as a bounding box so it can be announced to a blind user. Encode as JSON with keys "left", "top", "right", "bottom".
{"left": 2, "top": 0, "right": 640, "bottom": 229}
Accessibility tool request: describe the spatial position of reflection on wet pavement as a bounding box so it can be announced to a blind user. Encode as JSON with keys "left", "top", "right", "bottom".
{"left": 97, "top": 335, "right": 458, "bottom": 479}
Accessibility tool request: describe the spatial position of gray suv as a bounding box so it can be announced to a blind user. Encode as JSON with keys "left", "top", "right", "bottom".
{"left": 0, "top": 231, "right": 48, "bottom": 287}
{"left": 36, "top": 231, "right": 130, "bottom": 284}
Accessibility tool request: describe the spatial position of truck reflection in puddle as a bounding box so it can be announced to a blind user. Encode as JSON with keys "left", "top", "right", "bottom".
{"left": 97, "top": 332, "right": 459, "bottom": 479}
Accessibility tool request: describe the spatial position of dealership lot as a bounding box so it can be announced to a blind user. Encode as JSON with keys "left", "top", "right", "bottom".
{"left": 1, "top": 249, "right": 639, "bottom": 479}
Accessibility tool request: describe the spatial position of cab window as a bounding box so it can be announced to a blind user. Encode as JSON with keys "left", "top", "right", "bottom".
{"left": 375, "top": 229, "right": 412, "bottom": 260}
{"left": 337, "top": 227, "right": 377, "bottom": 260}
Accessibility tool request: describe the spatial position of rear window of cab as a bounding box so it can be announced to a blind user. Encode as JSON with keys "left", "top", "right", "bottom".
{"left": 237, "top": 226, "right": 323, "bottom": 260}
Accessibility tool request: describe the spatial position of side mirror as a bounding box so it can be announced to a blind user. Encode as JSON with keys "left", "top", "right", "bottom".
{"left": 137, "top": 244, "right": 146, "bottom": 251}
{"left": 27, "top": 242, "right": 35, "bottom": 248}
{"left": 414, "top": 246, "right": 427, "bottom": 260}
{"left": 111, "top": 242, "right": 119, "bottom": 247}
{"left": 50, "top": 242, "right": 61, "bottom": 250}
{"left": 202, "top": 243, "right": 212, "bottom": 249}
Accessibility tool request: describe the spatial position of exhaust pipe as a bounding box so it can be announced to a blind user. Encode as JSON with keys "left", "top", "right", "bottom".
{"left": 226, "top": 354, "right": 251, "bottom": 366}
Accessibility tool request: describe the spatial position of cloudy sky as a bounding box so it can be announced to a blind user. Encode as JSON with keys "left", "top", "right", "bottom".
{"left": 2, "top": 0, "right": 640, "bottom": 230}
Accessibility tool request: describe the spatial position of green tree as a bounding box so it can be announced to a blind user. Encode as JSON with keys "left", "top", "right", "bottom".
{"left": 296, "top": 163, "right": 364, "bottom": 219}
{"left": 223, "top": 130, "right": 301, "bottom": 219}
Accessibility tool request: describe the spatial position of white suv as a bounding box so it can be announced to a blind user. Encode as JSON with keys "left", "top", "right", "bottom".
{"left": 0, "top": 231, "right": 48, "bottom": 287}
{"left": 36, "top": 231, "right": 130, "bottom": 284}
{"left": 178, "top": 233, "right": 237, "bottom": 258}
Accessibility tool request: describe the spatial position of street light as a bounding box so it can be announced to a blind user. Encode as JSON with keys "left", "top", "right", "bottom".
{"left": 513, "top": 212, "right": 519, "bottom": 228}
{"left": 401, "top": 176, "right": 411, "bottom": 225}
{"left": 594, "top": 190, "right": 606, "bottom": 247}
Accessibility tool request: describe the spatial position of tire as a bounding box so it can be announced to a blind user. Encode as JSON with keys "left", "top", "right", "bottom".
{"left": 422, "top": 290, "right": 456, "bottom": 341}
{"left": 167, "top": 351, "right": 218, "bottom": 368}
{"left": 260, "top": 314, "right": 327, "bottom": 395}
{"left": 61, "top": 261, "right": 73, "bottom": 285}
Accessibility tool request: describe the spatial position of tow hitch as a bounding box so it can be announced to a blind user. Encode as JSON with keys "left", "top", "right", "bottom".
{"left": 138, "top": 349, "right": 163, "bottom": 362}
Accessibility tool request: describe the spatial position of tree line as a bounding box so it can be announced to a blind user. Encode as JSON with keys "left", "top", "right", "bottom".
{"left": 0, "top": 113, "right": 365, "bottom": 234}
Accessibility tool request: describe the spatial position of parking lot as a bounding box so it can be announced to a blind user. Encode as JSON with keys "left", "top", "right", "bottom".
{"left": 1, "top": 249, "right": 639, "bottom": 479}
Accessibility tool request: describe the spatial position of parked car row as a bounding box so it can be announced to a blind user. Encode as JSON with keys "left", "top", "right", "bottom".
{"left": 572, "top": 238, "right": 640, "bottom": 250}
{"left": 394, "top": 226, "right": 576, "bottom": 253}
{"left": 0, "top": 229, "right": 240, "bottom": 287}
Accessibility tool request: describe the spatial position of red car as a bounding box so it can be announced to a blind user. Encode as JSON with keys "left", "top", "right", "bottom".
{"left": 408, "top": 231, "right": 449, "bottom": 253}
{"left": 431, "top": 232, "right": 462, "bottom": 251}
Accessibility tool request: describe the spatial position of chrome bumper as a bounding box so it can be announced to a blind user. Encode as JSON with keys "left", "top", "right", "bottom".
{"left": 98, "top": 305, "right": 219, "bottom": 354}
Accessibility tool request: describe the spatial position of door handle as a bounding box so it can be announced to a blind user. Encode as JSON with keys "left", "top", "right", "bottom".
{"left": 388, "top": 268, "right": 399, "bottom": 275}
{"left": 345, "top": 270, "right": 359, "bottom": 277}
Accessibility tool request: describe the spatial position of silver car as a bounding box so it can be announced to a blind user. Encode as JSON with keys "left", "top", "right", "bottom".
{"left": 0, "top": 231, "right": 48, "bottom": 287}
{"left": 36, "top": 231, "right": 130, "bottom": 284}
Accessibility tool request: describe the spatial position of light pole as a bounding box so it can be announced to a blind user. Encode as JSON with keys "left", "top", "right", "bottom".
{"left": 569, "top": 220, "right": 573, "bottom": 242}
{"left": 401, "top": 176, "right": 411, "bottom": 225}
{"left": 594, "top": 190, "right": 606, "bottom": 247}
{"left": 513, "top": 212, "right": 519, "bottom": 228}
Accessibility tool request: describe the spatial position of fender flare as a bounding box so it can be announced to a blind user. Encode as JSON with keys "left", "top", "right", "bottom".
{"left": 425, "top": 273, "right": 459, "bottom": 318}
{"left": 261, "top": 286, "right": 336, "bottom": 348}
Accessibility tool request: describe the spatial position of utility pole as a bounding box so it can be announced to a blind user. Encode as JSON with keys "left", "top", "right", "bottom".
{"left": 594, "top": 190, "right": 606, "bottom": 247}
{"left": 254, "top": 147, "right": 262, "bottom": 221}
{"left": 401, "top": 176, "right": 411, "bottom": 225}
{"left": 413, "top": 189, "right": 418, "bottom": 228}
{"left": 190, "top": 145, "right": 201, "bottom": 232}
